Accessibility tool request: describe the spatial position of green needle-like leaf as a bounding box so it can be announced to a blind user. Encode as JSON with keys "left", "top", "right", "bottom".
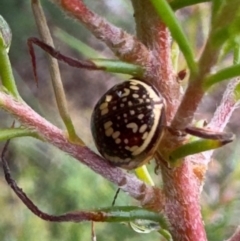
{"left": 135, "top": 165, "right": 154, "bottom": 186}
{"left": 170, "top": 0, "right": 209, "bottom": 10}
{"left": 91, "top": 59, "right": 144, "bottom": 77}
{"left": 55, "top": 28, "right": 102, "bottom": 59}
{"left": 234, "top": 82, "right": 240, "bottom": 100}
{"left": 100, "top": 206, "right": 169, "bottom": 230}
{"left": 0, "top": 16, "right": 21, "bottom": 100}
{"left": 0, "top": 15, "right": 12, "bottom": 51}
{"left": 0, "top": 128, "right": 38, "bottom": 141}
{"left": 204, "top": 64, "right": 240, "bottom": 89}
{"left": 169, "top": 137, "right": 234, "bottom": 165}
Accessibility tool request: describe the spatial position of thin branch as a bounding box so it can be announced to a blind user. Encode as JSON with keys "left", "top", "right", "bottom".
{"left": 50, "top": 0, "right": 152, "bottom": 67}
{"left": 207, "top": 78, "right": 240, "bottom": 131}
{"left": 32, "top": 0, "right": 80, "bottom": 143}
{"left": 0, "top": 92, "right": 164, "bottom": 212}
{"left": 28, "top": 37, "right": 144, "bottom": 78}
{"left": 160, "top": 160, "right": 207, "bottom": 241}
{"left": 186, "top": 78, "right": 240, "bottom": 166}
{"left": 227, "top": 226, "right": 240, "bottom": 241}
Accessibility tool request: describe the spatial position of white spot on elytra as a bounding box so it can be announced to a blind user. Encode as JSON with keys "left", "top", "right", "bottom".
{"left": 126, "top": 122, "right": 138, "bottom": 133}
{"left": 101, "top": 108, "right": 109, "bottom": 115}
{"left": 105, "top": 95, "right": 112, "bottom": 102}
{"left": 129, "top": 145, "right": 139, "bottom": 152}
{"left": 130, "top": 85, "right": 139, "bottom": 90}
{"left": 104, "top": 121, "right": 112, "bottom": 129}
{"left": 132, "top": 103, "right": 164, "bottom": 156}
{"left": 138, "top": 114, "right": 144, "bottom": 119}
{"left": 128, "top": 101, "right": 133, "bottom": 106}
{"left": 139, "top": 124, "right": 147, "bottom": 133}
{"left": 121, "top": 88, "right": 130, "bottom": 97}
{"left": 130, "top": 110, "right": 135, "bottom": 115}
{"left": 112, "top": 131, "right": 120, "bottom": 139}
{"left": 105, "top": 127, "right": 113, "bottom": 137}
{"left": 133, "top": 94, "right": 139, "bottom": 98}
{"left": 99, "top": 102, "right": 108, "bottom": 110}
{"left": 115, "top": 138, "right": 121, "bottom": 144}
{"left": 142, "top": 132, "right": 148, "bottom": 140}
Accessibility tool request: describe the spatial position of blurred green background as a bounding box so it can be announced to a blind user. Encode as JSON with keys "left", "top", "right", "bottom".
{"left": 0, "top": 1, "right": 240, "bottom": 241}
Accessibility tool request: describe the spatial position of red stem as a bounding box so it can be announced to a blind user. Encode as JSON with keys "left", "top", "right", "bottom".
{"left": 52, "top": 0, "right": 151, "bottom": 66}
{"left": 161, "top": 162, "right": 207, "bottom": 241}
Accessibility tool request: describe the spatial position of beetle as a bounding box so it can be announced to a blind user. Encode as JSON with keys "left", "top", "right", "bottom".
{"left": 91, "top": 79, "right": 165, "bottom": 169}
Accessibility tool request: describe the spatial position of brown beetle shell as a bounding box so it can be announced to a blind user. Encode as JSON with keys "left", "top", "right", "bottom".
{"left": 91, "top": 79, "right": 165, "bottom": 170}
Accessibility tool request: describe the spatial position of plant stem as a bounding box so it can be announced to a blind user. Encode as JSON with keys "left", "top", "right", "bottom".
{"left": 31, "top": 0, "right": 82, "bottom": 144}
{"left": 0, "top": 37, "right": 21, "bottom": 100}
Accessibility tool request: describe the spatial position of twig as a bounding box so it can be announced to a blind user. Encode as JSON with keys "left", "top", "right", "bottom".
{"left": 226, "top": 226, "right": 240, "bottom": 241}
{"left": 50, "top": 0, "right": 151, "bottom": 67}
{"left": 207, "top": 78, "right": 240, "bottom": 131}
{"left": 186, "top": 78, "right": 240, "bottom": 165}
{"left": 31, "top": 0, "right": 80, "bottom": 143}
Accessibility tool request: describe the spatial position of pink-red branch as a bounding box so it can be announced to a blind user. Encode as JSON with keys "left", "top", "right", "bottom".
{"left": 51, "top": 0, "right": 151, "bottom": 67}
{"left": 227, "top": 226, "right": 240, "bottom": 241}
{"left": 207, "top": 78, "right": 240, "bottom": 131}
{"left": 161, "top": 161, "right": 207, "bottom": 241}
{"left": 186, "top": 78, "right": 240, "bottom": 166}
{"left": 0, "top": 92, "right": 164, "bottom": 211}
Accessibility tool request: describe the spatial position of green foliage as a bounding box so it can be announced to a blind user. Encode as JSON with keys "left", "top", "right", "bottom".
{"left": 0, "top": 15, "right": 20, "bottom": 99}
{"left": 0, "top": 128, "right": 37, "bottom": 141}
{"left": 170, "top": 0, "right": 209, "bottom": 10}
{"left": 204, "top": 65, "right": 240, "bottom": 88}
